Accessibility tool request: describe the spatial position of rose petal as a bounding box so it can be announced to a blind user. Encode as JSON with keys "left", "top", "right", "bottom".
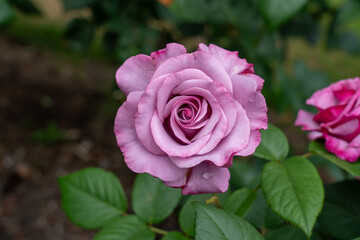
{"left": 114, "top": 91, "right": 187, "bottom": 181}
{"left": 231, "top": 74, "right": 267, "bottom": 130}
{"left": 328, "top": 118, "right": 359, "bottom": 136}
{"left": 308, "top": 131, "right": 323, "bottom": 140}
{"left": 295, "top": 110, "right": 321, "bottom": 131}
{"left": 151, "top": 43, "right": 187, "bottom": 67}
{"left": 151, "top": 110, "right": 212, "bottom": 157}
{"left": 152, "top": 50, "right": 233, "bottom": 94}
{"left": 198, "top": 43, "right": 254, "bottom": 75}
{"left": 324, "top": 133, "right": 360, "bottom": 162}
{"left": 235, "top": 130, "right": 262, "bottom": 156}
{"left": 182, "top": 163, "right": 230, "bottom": 195}
{"left": 170, "top": 101, "right": 250, "bottom": 168}
{"left": 116, "top": 55, "right": 156, "bottom": 96}
{"left": 135, "top": 74, "right": 168, "bottom": 155}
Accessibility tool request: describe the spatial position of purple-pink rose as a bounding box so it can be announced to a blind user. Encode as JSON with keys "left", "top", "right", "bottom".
{"left": 114, "top": 43, "right": 267, "bottom": 194}
{"left": 295, "top": 77, "right": 360, "bottom": 162}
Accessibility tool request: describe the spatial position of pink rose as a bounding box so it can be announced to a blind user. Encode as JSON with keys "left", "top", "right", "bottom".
{"left": 114, "top": 43, "right": 267, "bottom": 194}
{"left": 295, "top": 77, "right": 360, "bottom": 162}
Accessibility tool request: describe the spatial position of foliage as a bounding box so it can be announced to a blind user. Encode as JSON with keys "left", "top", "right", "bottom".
{"left": 58, "top": 122, "right": 360, "bottom": 239}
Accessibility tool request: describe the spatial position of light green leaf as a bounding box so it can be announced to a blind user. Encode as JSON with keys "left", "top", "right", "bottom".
{"left": 262, "top": 157, "right": 324, "bottom": 237}
{"left": 161, "top": 231, "right": 190, "bottom": 240}
{"left": 93, "top": 215, "right": 155, "bottom": 240}
{"left": 317, "top": 180, "right": 360, "bottom": 239}
{"left": 309, "top": 141, "right": 360, "bottom": 177}
{"left": 0, "top": 0, "right": 15, "bottom": 25}
{"left": 194, "top": 203, "right": 264, "bottom": 240}
{"left": 132, "top": 173, "right": 181, "bottom": 224}
{"left": 224, "top": 188, "right": 256, "bottom": 218}
{"left": 58, "top": 167, "right": 127, "bottom": 229}
{"left": 259, "top": 0, "right": 308, "bottom": 30}
{"left": 254, "top": 123, "right": 289, "bottom": 161}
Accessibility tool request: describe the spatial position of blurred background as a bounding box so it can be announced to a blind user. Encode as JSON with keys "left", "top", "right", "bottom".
{"left": 0, "top": 0, "right": 359, "bottom": 239}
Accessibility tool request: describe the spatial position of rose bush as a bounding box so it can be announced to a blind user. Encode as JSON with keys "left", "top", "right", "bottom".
{"left": 295, "top": 77, "right": 360, "bottom": 162}
{"left": 114, "top": 43, "right": 267, "bottom": 194}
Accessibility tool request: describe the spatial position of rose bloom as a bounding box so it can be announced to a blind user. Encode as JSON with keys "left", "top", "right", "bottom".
{"left": 295, "top": 77, "right": 360, "bottom": 162}
{"left": 114, "top": 43, "right": 267, "bottom": 194}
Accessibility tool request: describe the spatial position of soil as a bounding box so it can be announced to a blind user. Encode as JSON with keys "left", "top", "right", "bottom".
{"left": 0, "top": 36, "right": 136, "bottom": 240}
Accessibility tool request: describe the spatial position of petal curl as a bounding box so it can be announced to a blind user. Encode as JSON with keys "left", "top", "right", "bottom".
{"left": 114, "top": 91, "right": 187, "bottom": 181}
{"left": 295, "top": 110, "right": 321, "bottom": 131}
{"left": 116, "top": 55, "right": 156, "bottom": 95}
{"left": 182, "top": 163, "right": 230, "bottom": 195}
{"left": 151, "top": 43, "right": 187, "bottom": 67}
{"left": 198, "top": 43, "right": 254, "bottom": 75}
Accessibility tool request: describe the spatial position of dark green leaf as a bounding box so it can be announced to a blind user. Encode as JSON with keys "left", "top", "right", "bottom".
{"left": 193, "top": 203, "right": 264, "bottom": 240}
{"left": 265, "top": 225, "right": 324, "bottom": 240}
{"left": 8, "top": 0, "right": 40, "bottom": 15}
{"left": 132, "top": 173, "right": 181, "bottom": 224}
{"left": 179, "top": 194, "right": 212, "bottom": 237}
{"left": 262, "top": 157, "right": 324, "bottom": 237}
{"left": 229, "top": 158, "right": 265, "bottom": 189}
{"left": 93, "top": 215, "right": 155, "bottom": 240}
{"left": 253, "top": 123, "right": 289, "bottom": 161}
{"left": 58, "top": 167, "right": 127, "bottom": 229}
{"left": 161, "top": 231, "right": 190, "bottom": 240}
{"left": 259, "top": 0, "right": 308, "bottom": 30}
{"left": 309, "top": 141, "right": 360, "bottom": 177}
{"left": 63, "top": 0, "right": 96, "bottom": 10}
{"left": 0, "top": 0, "right": 15, "bottom": 25}
{"left": 245, "top": 190, "right": 283, "bottom": 229}
{"left": 64, "top": 18, "right": 94, "bottom": 51}
{"left": 318, "top": 180, "right": 360, "bottom": 239}
{"left": 224, "top": 188, "right": 256, "bottom": 218}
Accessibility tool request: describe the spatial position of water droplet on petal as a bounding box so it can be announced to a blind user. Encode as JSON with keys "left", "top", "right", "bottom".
{"left": 137, "top": 110, "right": 143, "bottom": 117}
{"left": 248, "top": 92, "right": 256, "bottom": 102}
{"left": 203, "top": 171, "right": 214, "bottom": 180}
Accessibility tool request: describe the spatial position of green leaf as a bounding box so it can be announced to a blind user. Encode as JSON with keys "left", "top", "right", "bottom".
{"left": 253, "top": 123, "right": 289, "bottom": 161}
{"left": 265, "top": 225, "right": 324, "bottom": 240}
{"left": 317, "top": 180, "right": 360, "bottom": 239}
{"left": 262, "top": 157, "right": 324, "bottom": 237}
{"left": 58, "top": 167, "right": 127, "bottom": 229}
{"left": 193, "top": 203, "right": 264, "bottom": 240}
{"left": 245, "top": 190, "right": 283, "bottom": 229}
{"left": 132, "top": 173, "right": 181, "bottom": 224}
{"left": 64, "top": 18, "right": 95, "bottom": 52}
{"left": 224, "top": 188, "right": 256, "bottom": 218}
{"left": 63, "top": 0, "right": 96, "bottom": 10}
{"left": 179, "top": 194, "right": 212, "bottom": 237}
{"left": 0, "top": 0, "right": 15, "bottom": 25}
{"left": 93, "top": 215, "right": 155, "bottom": 240}
{"left": 259, "top": 0, "right": 308, "bottom": 30}
{"left": 161, "top": 231, "right": 190, "bottom": 240}
{"left": 179, "top": 193, "right": 228, "bottom": 237}
{"left": 309, "top": 141, "right": 360, "bottom": 177}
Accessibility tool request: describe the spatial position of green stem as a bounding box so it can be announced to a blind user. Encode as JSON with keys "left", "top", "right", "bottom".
{"left": 302, "top": 152, "right": 314, "bottom": 158}
{"left": 149, "top": 226, "right": 168, "bottom": 235}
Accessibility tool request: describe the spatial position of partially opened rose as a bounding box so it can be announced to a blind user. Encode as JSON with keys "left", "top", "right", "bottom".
{"left": 295, "top": 77, "right": 360, "bottom": 162}
{"left": 114, "top": 43, "right": 267, "bottom": 194}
